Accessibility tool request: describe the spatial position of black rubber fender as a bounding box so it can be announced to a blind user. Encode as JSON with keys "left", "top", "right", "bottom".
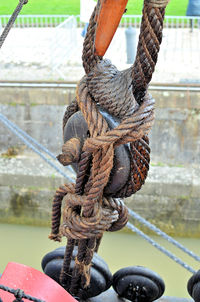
{"left": 113, "top": 266, "right": 165, "bottom": 302}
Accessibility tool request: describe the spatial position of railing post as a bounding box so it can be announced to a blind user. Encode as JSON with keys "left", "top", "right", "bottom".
{"left": 125, "top": 26, "right": 137, "bottom": 64}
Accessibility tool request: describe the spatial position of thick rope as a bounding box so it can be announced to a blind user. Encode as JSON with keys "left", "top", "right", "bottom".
{"left": 0, "top": 0, "right": 28, "bottom": 49}
{"left": 132, "top": 1, "right": 169, "bottom": 103}
{"left": 63, "top": 98, "right": 79, "bottom": 132}
{"left": 82, "top": 5, "right": 102, "bottom": 74}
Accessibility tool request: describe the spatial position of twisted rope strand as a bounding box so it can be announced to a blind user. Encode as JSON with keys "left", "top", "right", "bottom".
{"left": 82, "top": 6, "right": 102, "bottom": 74}
{"left": 132, "top": 4, "right": 166, "bottom": 102}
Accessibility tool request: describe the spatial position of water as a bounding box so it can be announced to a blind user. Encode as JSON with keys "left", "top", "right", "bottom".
{"left": 0, "top": 223, "right": 199, "bottom": 299}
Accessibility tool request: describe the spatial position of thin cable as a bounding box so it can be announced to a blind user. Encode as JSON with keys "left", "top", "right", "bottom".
{"left": 126, "top": 222, "right": 196, "bottom": 274}
{"left": 0, "top": 284, "right": 45, "bottom": 302}
{"left": 0, "top": 116, "right": 75, "bottom": 183}
{"left": 0, "top": 113, "right": 74, "bottom": 173}
{"left": 0, "top": 0, "right": 28, "bottom": 49}
{"left": 128, "top": 209, "right": 200, "bottom": 262}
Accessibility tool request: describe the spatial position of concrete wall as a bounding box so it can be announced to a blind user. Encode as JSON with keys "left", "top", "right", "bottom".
{"left": 0, "top": 86, "right": 200, "bottom": 166}
{"left": 1, "top": 155, "right": 199, "bottom": 236}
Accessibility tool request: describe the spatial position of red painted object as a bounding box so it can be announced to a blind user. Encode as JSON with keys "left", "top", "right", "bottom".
{"left": 95, "top": 0, "right": 128, "bottom": 56}
{"left": 0, "top": 262, "right": 77, "bottom": 302}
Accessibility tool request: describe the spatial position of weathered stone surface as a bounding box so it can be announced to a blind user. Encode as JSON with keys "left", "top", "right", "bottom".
{"left": 0, "top": 86, "right": 200, "bottom": 165}
{"left": 0, "top": 156, "right": 74, "bottom": 226}
{"left": 0, "top": 155, "right": 199, "bottom": 236}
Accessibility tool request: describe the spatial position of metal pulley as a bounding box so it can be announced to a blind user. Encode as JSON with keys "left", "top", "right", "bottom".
{"left": 63, "top": 107, "right": 131, "bottom": 196}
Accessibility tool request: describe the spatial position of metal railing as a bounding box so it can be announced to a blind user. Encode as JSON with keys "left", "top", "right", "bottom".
{"left": 0, "top": 14, "right": 200, "bottom": 82}
{"left": 50, "top": 16, "right": 77, "bottom": 77}
{"left": 0, "top": 15, "right": 71, "bottom": 28}
{"left": 1, "top": 14, "right": 200, "bottom": 29}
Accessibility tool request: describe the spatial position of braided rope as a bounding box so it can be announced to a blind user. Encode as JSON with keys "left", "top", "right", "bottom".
{"left": 67, "top": 83, "right": 115, "bottom": 293}
{"left": 82, "top": 6, "right": 102, "bottom": 74}
{"left": 82, "top": 96, "right": 154, "bottom": 152}
{"left": 87, "top": 61, "right": 137, "bottom": 119}
{"left": 132, "top": 3, "right": 166, "bottom": 103}
{"left": 63, "top": 98, "right": 79, "bottom": 132}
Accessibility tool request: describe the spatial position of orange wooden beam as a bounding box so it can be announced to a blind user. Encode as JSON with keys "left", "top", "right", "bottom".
{"left": 95, "top": 0, "right": 128, "bottom": 57}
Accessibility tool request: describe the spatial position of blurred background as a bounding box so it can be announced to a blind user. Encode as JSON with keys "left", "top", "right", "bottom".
{"left": 0, "top": 0, "right": 200, "bottom": 82}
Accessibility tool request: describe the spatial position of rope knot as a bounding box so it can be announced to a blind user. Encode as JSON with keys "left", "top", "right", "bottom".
{"left": 13, "top": 289, "right": 24, "bottom": 301}
{"left": 60, "top": 192, "right": 128, "bottom": 240}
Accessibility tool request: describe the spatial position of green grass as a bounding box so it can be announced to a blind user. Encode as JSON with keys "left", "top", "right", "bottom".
{"left": 126, "top": 0, "right": 188, "bottom": 16}
{"left": 0, "top": 0, "right": 188, "bottom": 16}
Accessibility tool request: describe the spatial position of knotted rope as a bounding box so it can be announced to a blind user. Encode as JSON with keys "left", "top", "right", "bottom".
{"left": 49, "top": 0, "right": 169, "bottom": 298}
{"left": 0, "top": 284, "right": 44, "bottom": 302}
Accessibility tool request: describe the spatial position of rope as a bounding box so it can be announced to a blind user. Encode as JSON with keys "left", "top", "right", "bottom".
{"left": 82, "top": 5, "right": 102, "bottom": 74}
{"left": 132, "top": 2, "right": 168, "bottom": 103}
{"left": 0, "top": 114, "right": 74, "bottom": 183}
{"left": 126, "top": 222, "right": 196, "bottom": 274}
{"left": 0, "top": 284, "right": 45, "bottom": 302}
{"left": 0, "top": 0, "right": 28, "bottom": 49}
{"left": 129, "top": 209, "right": 200, "bottom": 262}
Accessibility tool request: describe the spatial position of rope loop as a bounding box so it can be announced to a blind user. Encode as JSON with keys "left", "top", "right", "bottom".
{"left": 49, "top": 185, "right": 128, "bottom": 241}
{"left": 14, "top": 289, "right": 24, "bottom": 301}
